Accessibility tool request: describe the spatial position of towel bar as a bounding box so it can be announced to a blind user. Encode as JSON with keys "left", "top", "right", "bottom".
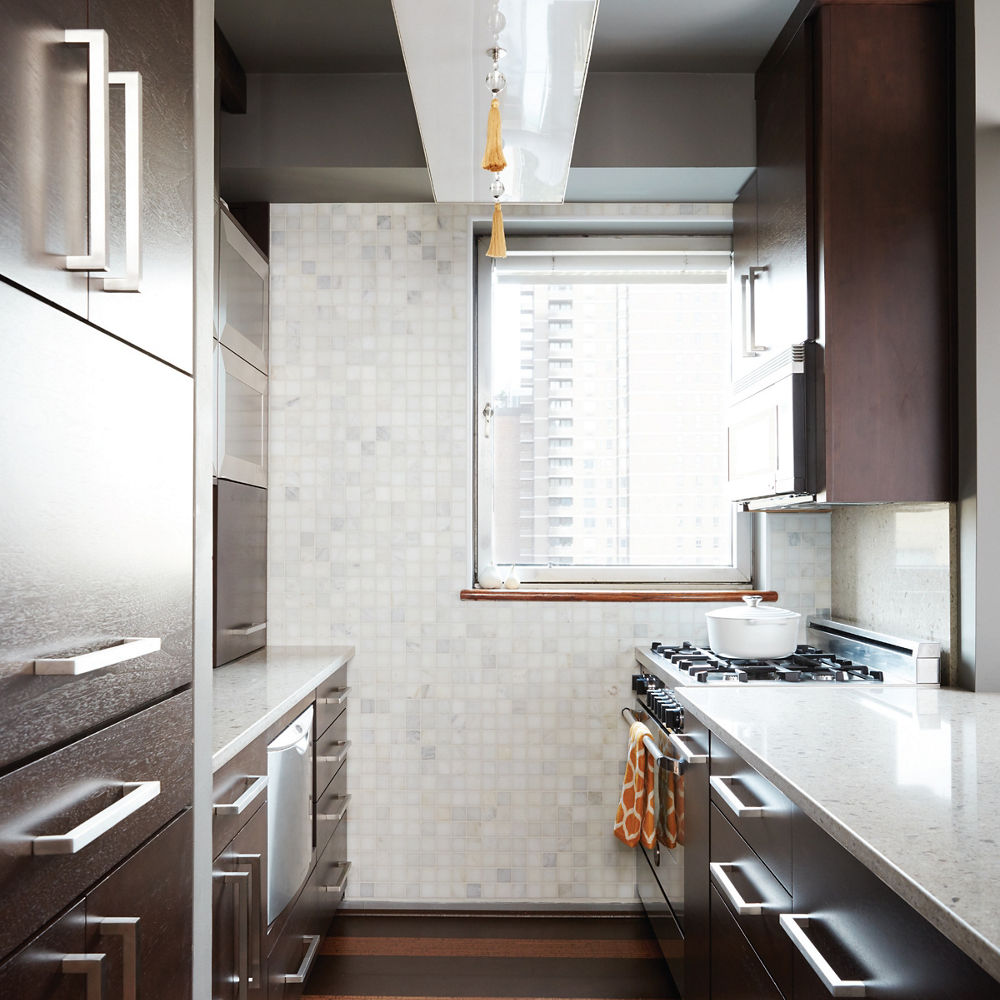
{"left": 621, "top": 707, "right": 686, "bottom": 775}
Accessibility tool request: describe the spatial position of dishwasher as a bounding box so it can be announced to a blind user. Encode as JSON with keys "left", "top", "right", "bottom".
{"left": 267, "top": 704, "right": 314, "bottom": 923}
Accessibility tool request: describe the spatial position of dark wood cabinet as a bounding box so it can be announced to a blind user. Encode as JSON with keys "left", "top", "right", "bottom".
{"left": 709, "top": 885, "right": 784, "bottom": 1000}
{"left": 0, "top": 901, "right": 88, "bottom": 1000}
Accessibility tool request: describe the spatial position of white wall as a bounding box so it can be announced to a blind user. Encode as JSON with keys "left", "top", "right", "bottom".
{"left": 267, "top": 201, "right": 832, "bottom": 905}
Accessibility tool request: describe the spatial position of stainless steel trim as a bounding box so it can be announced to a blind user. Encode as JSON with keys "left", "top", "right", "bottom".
{"left": 100, "top": 918, "right": 139, "bottom": 1000}
{"left": 621, "top": 708, "right": 686, "bottom": 776}
{"left": 233, "top": 854, "right": 263, "bottom": 988}
{"left": 317, "top": 793, "right": 351, "bottom": 824}
{"left": 225, "top": 622, "right": 267, "bottom": 636}
{"left": 62, "top": 954, "right": 106, "bottom": 1000}
{"left": 667, "top": 731, "right": 708, "bottom": 764}
{"left": 317, "top": 740, "right": 351, "bottom": 767}
{"left": 214, "top": 775, "right": 268, "bottom": 816}
{"left": 319, "top": 862, "right": 352, "bottom": 898}
{"left": 283, "top": 935, "right": 322, "bottom": 985}
{"left": 33, "top": 637, "right": 161, "bottom": 676}
{"left": 748, "top": 265, "right": 768, "bottom": 353}
{"left": 780, "top": 914, "right": 867, "bottom": 997}
{"left": 318, "top": 687, "right": 352, "bottom": 707}
{"left": 710, "top": 862, "right": 764, "bottom": 915}
{"left": 807, "top": 616, "right": 941, "bottom": 664}
{"left": 33, "top": 781, "right": 161, "bottom": 855}
{"left": 103, "top": 72, "right": 142, "bottom": 291}
{"left": 64, "top": 30, "right": 109, "bottom": 271}
{"left": 710, "top": 776, "right": 767, "bottom": 819}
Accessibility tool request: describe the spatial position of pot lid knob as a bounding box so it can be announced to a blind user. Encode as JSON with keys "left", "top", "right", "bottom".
{"left": 742, "top": 595, "right": 763, "bottom": 608}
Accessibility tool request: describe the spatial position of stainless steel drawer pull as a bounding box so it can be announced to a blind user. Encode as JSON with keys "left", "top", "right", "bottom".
{"left": 103, "top": 71, "right": 142, "bottom": 291}
{"left": 780, "top": 914, "right": 867, "bottom": 997}
{"left": 283, "top": 934, "right": 321, "bottom": 984}
{"left": 748, "top": 264, "right": 769, "bottom": 353}
{"left": 710, "top": 862, "right": 765, "bottom": 915}
{"left": 320, "top": 862, "right": 352, "bottom": 898}
{"left": 317, "top": 793, "right": 351, "bottom": 824}
{"left": 710, "top": 775, "right": 768, "bottom": 819}
{"left": 63, "top": 954, "right": 107, "bottom": 1000}
{"left": 317, "top": 740, "right": 352, "bottom": 767}
{"left": 100, "top": 918, "right": 139, "bottom": 1000}
{"left": 214, "top": 775, "right": 267, "bottom": 816}
{"left": 318, "top": 686, "right": 352, "bottom": 707}
{"left": 233, "top": 854, "right": 263, "bottom": 987}
{"left": 226, "top": 622, "right": 267, "bottom": 636}
{"left": 33, "top": 780, "right": 161, "bottom": 855}
{"left": 64, "top": 30, "right": 109, "bottom": 272}
{"left": 215, "top": 870, "right": 251, "bottom": 1000}
{"left": 34, "top": 637, "right": 162, "bottom": 676}
{"left": 667, "top": 732, "right": 708, "bottom": 764}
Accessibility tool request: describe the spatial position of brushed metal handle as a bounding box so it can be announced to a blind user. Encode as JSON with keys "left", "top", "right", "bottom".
{"left": 226, "top": 622, "right": 267, "bottom": 636}
{"left": 64, "top": 30, "right": 109, "bottom": 272}
{"left": 103, "top": 71, "right": 142, "bottom": 291}
{"left": 214, "top": 775, "right": 267, "bottom": 816}
{"left": 748, "top": 265, "right": 769, "bottom": 353}
{"left": 62, "top": 954, "right": 106, "bottom": 1000}
{"left": 33, "top": 780, "right": 161, "bottom": 855}
{"left": 283, "top": 935, "right": 321, "bottom": 984}
{"left": 740, "top": 272, "right": 758, "bottom": 358}
{"left": 710, "top": 862, "right": 765, "bottom": 915}
{"left": 317, "top": 793, "right": 351, "bottom": 824}
{"left": 233, "top": 854, "right": 263, "bottom": 988}
{"left": 34, "top": 637, "right": 161, "bottom": 676}
{"left": 100, "top": 918, "right": 139, "bottom": 1000}
{"left": 318, "top": 687, "right": 351, "bottom": 706}
{"left": 710, "top": 775, "right": 768, "bottom": 819}
{"left": 316, "top": 740, "right": 351, "bottom": 767}
{"left": 215, "top": 871, "right": 250, "bottom": 1000}
{"left": 780, "top": 914, "right": 867, "bottom": 997}
{"left": 666, "top": 732, "right": 708, "bottom": 764}
{"left": 319, "top": 861, "right": 352, "bottom": 898}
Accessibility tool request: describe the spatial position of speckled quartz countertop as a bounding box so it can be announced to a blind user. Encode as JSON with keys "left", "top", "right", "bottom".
{"left": 212, "top": 645, "right": 354, "bottom": 771}
{"left": 675, "top": 685, "right": 1000, "bottom": 981}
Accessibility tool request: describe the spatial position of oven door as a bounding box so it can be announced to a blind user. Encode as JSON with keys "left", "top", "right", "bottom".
{"left": 637, "top": 842, "right": 684, "bottom": 994}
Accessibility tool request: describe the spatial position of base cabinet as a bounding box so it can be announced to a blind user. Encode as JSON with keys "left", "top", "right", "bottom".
{"left": 0, "top": 902, "right": 87, "bottom": 1000}
{"left": 709, "top": 885, "right": 783, "bottom": 1000}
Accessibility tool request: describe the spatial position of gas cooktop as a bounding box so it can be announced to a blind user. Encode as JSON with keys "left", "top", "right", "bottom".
{"left": 634, "top": 616, "right": 940, "bottom": 688}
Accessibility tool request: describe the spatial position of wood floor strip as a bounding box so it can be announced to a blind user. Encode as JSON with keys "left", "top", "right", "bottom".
{"left": 319, "top": 937, "right": 661, "bottom": 959}
{"left": 326, "top": 916, "right": 658, "bottom": 942}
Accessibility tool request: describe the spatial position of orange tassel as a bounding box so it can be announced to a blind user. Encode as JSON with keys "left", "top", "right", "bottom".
{"left": 486, "top": 201, "right": 506, "bottom": 259}
{"left": 481, "top": 97, "right": 507, "bottom": 172}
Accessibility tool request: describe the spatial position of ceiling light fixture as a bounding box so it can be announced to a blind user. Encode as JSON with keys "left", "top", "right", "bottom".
{"left": 483, "top": 0, "right": 507, "bottom": 258}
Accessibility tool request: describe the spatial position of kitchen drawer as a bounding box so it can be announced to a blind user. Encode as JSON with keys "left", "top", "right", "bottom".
{"left": 0, "top": 690, "right": 191, "bottom": 961}
{"left": 0, "top": 282, "right": 193, "bottom": 771}
{"left": 87, "top": 809, "right": 193, "bottom": 1000}
{"left": 311, "top": 813, "right": 349, "bottom": 929}
{"left": 315, "top": 709, "right": 348, "bottom": 798}
{"left": 213, "top": 735, "right": 268, "bottom": 857}
{"left": 315, "top": 759, "right": 348, "bottom": 857}
{"left": 0, "top": 899, "right": 86, "bottom": 998}
{"left": 710, "top": 803, "right": 792, "bottom": 998}
{"left": 710, "top": 884, "right": 785, "bottom": 1000}
{"left": 710, "top": 734, "right": 793, "bottom": 891}
{"left": 315, "top": 665, "right": 349, "bottom": 740}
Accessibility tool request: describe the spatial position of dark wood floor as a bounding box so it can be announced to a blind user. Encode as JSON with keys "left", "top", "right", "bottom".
{"left": 303, "top": 913, "right": 679, "bottom": 1000}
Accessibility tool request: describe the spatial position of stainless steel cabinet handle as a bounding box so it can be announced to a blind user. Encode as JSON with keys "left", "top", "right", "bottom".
{"left": 780, "top": 914, "right": 867, "bottom": 997}
{"left": 710, "top": 862, "right": 765, "bottom": 915}
{"left": 103, "top": 71, "right": 142, "bottom": 292}
{"left": 319, "top": 861, "right": 352, "bottom": 898}
{"left": 100, "top": 918, "right": 139, "bottom": 1000}
{"left": 233, "top": 854, "right": 263, "bottom": 988}
{"left": 316, "top": 740, "right": 351, "bottom": 767}
{"left": 748, "top": 265, "right": 769, "bottom": 353}
{"left": 62, "top": 954, "right": 107, "bottom": 1000}
{"left": 34, "top": 637, "right": 161, "bottom": 676}
{"left": 33, "top": 781, "right": 161, "bottom": 855}
{"left": 317, "top": 793, "right": 351, "bottom": 824}
{"left": 667, "top": 732, "right": 708, "bottom": 764}
{"left": 226, "top": 622, "right": 267, "bottom": 636}
{"left": 710, "top": 775, "right": 768, "bottom": 819}
{"left": 214, "top": 775, "right": 267, "bottom": 816}
{"left": 215, "top": 870, "right": 250, "bottom": 1000}
{"left": 283, "top": 935, "right": 321, "bottom": 985}
{"left": 64, "top": 30, "right": 109, "bottom": 272}
{"left": 740, "top": 272, "right": 758, "bottom": 358}
{"left": 318, "top": 687, "right": 352, "bottom": 707}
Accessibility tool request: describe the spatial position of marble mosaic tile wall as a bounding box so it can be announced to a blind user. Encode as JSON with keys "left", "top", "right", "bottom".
{"left": 267, "top": 202, "right": 833, "bottom": 906}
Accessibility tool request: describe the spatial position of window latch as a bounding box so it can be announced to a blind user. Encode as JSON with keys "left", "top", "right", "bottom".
{"left": 482, "top": 401, "right": 494, "bottom": 439}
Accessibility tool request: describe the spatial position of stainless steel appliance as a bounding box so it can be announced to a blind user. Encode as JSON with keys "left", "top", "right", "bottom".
{"left": 215, "top": 341, "right": 268, "bottom": 489}
{"left": 266, "top": 705, "right": 314, "bottom": 924}
{"left": 214, "top": 479, "right": 267, "bottom": 666}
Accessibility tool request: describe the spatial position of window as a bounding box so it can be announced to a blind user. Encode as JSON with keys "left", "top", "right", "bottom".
{"left": 475, "top": 235, "right": 751, "bottom": 586}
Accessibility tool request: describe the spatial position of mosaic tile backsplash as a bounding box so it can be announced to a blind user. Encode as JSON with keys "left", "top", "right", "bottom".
{"left": 267, "top": 202, "right": 833, "bottom": 905}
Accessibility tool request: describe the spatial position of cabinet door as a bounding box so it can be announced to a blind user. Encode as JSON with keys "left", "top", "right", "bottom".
{"left": 0, "top": 281, "right": 193, "bottom": 769}
{"left": 86, "top": 810, "right": 193, "bottom": 1000}
{"left": 86, "top": 0, "right": 194, "bottom": 374}
{"left": 0, "top": 901, "right": 88, "bottom": 1000}
{"left": 754, "top": 21, "right": 812, "bottom": 355}
{"left": 709, "top": 885, "right": 784, "bottom": 1000}
{"left": 790, "top": 813, "right": 999, "bottom": 999}
{"left": 0, "top": 0, "right": 89, "bottom": 317}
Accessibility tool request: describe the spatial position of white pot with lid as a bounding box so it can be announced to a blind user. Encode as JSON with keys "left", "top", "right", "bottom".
{"left": 705, "top": 596, "right": 802, "bottom": 659}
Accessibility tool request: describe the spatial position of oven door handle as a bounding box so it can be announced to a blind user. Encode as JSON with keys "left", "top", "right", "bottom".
{"left": 621, "top": 707, "right": 687, "bottom": 776}
{"left": 667, "top": 731, "right": 708, "bottom": 764}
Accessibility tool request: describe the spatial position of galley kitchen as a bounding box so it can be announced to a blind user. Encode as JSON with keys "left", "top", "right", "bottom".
{"left": 2, "top": 0, "right": 999, "bottom": 998}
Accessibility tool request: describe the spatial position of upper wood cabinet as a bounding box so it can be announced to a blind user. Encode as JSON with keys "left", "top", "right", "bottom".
{"left": 731, "top": 0, "right": 955, "bottom": 504}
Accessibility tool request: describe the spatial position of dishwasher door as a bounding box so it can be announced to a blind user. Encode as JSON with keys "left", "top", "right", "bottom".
{"left": 267, "top": 705, "right": 314, "bottom": 924}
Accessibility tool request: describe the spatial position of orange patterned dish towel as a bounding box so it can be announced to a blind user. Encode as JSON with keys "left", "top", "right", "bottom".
{"left": 613, "top": 721, "right": 657, "bottom": 848}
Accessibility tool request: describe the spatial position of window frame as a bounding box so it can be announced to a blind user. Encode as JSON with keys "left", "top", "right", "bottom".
{"left": 473, "top": 234, "right": 752, "bottom": 587}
